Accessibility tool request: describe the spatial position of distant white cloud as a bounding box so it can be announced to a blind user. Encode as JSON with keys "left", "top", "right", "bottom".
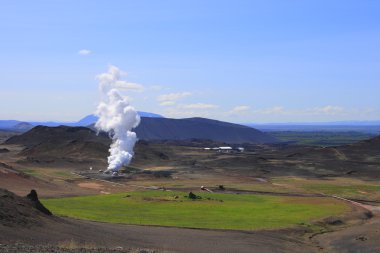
{"left": 157, "top": 92, "right": 192, "bottom": 106}
{"left": 159, "top": 101, "right": 218, "bottom": 118}
{"left": 252, "top": 105, "right": 345, "bottom": 117}
{"left": 181, "top": 103, "right": 219, "bottom": 110}
{"left": 163, "top": 108, "right": 212, "bottom": 119}
{"left": 307, "top": 105, "right": 344, "bottom": 115}
{"left": 158, "top": 92, "right": 192, "bottom": 102}
{"left": 155, "top": 104, "right": 380, "bottom": 123}
{"left": 149, "top": 85, "right": 163, "bottom": 91}
{"left": 256, "top": 106, "right": 285, "bottom": 115}
{"left": 229, "top": 105, "right": 251, "bottom": 114}
{"left": 78, "top": 49, "right": 91, "bottom": 55}
{"left": 159, "top": 101, "right": 176, "bottom": 106}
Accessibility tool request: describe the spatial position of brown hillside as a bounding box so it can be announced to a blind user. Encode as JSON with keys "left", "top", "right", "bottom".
{"left": 0, "top": 188, "right": 51, "bottom": 227}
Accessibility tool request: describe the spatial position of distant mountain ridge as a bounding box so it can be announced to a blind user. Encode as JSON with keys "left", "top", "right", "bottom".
{"left": 5, "top": 117, "right": 279, "bottom": 145}
{"left": 249, "top": 123, "right": 380, "bottom": 134}
{"left": 76, "top": 112, "right": 164, "bottom": 126}
{"left": 133, "top": 117, "right": 279, "bottom": 144}
{"left": 1, "top": 112, "right": 279, "bottom": 144}
{"left": 0, "top": 111, "right": 163, "bottom": 131}
{"left": 248, "top": 120, "right": 380, "bottom": 126}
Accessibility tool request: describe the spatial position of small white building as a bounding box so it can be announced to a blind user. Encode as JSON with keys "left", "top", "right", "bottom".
{"left": 203, "top": 146, "right": 244, "bottom": 153}
{"left": 236, "top": 147, "right": 245, "bottom": 152}
{"left": 218, "top": 146, "right": 233, "bottom": 153}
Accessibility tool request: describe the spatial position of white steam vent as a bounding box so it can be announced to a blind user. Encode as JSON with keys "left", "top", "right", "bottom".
{"left": 95, "top": 65, "right": 140, "bottom": 172}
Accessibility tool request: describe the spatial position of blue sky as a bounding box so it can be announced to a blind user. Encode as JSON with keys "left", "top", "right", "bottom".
{"left": 0, "top": 0, "right": 379, "bottom": 123}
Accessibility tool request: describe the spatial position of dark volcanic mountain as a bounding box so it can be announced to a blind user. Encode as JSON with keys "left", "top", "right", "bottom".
{"left": 5, "top": 126, "right": 110, "bottom": 165}
{"left": 3, "top": 125, "right": 185, "bottom": 168}
{"left": 337, "top": 135, "right": 380, "bottom": 161}
{"left": 134, "top": 117, "right": 278, "bottom": 144}
{"left": 4, "top": 123, "right": 380, "bottom": 178}
{"left": 82, "top": 115, "right": 278, "bottom": 144}
{"left": 3, "top": 118, "right": 278, "bottom": 169}
{"left": 5, "top": 126, "right": 107, "bottom": 147}
{"left": 7, "top": 117, "right": 278, "bottom": 147}
{"left": 12, "top": 122, "right": 34, "bottom": 131}
{"left": 269, "top": 135, "right": 380, "bottom": 177}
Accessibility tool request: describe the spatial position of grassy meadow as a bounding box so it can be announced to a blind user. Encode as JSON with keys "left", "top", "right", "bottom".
{"left": 43, "top": 190, "right": 348, "bottom": 230}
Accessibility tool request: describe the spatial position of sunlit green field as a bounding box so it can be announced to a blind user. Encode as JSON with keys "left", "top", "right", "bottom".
{"left": 43, "top": 191, "right": 348, "bottom": 230}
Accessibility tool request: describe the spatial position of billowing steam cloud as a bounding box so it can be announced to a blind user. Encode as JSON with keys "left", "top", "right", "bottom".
{"left": 95, "top": 65, "right": 140, "bottom": 172}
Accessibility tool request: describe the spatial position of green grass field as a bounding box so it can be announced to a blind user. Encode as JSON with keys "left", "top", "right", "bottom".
{"left": 42, "top": 191, "right": 348, "bottom": 230}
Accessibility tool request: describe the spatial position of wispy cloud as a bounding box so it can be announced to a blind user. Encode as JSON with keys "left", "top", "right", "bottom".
{"left": 163, "top": 108, "right": 212, "bottom": 119}
{"left": 157, "top": 92, "right": 192, "bottom": 106}
{"left": 78, "top": 49, "right": 91, "bottom": 55}
{"left": 159, "top": 101, "right": 176, "bottom": 106}
{"left": 229, "top": 105, "right": 251, "bottom": 115}
{"left": 255, "top": 106, "right": 285, "bottom": 115}
{"left": 306, "top": 105, "right": 344, "bottom": 115}
{"left": 115, "top": 80, "right": 144, "bottom": 92}
{"left": 181, "top": 103, "right": 219, "bottom": 110}
{"left": 252, "top": 105, "right": 345, "bottom": 116}
{"left": 149, "top": 85, "right": 163, "bottom": 91}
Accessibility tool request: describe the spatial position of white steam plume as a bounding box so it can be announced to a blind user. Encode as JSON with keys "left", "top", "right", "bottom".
{"left": 95, "top": 65, "right": 140, "bottom": 172}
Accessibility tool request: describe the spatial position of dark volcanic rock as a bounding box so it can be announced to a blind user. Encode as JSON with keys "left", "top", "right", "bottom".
{"left": 0, "top": 188, "right": 50, "bottom": 227}
{"left": 0, "top": 162, "right": 13, "bottom": 169}
{"left": 0, "top": 148, "right": 9, "bottom": 153}
{"left": 188, "top": 192, "right": 201, "bottom": 200}
{"left": 26, "top": 189, "right": 52, "bottom": 215}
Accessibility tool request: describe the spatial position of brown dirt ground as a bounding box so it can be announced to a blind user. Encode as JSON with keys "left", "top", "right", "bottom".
{"left": 77, "top": 182, "right": 104, "bottom": 190}
{"left": 0, "top": 217, "right": 318, "bottom": 253}
{"left": 312, "top": 209, "right": 380, "bottom": 253}
{"left": 2, "top": 131, "right": 380, "bottom": 252}
{"left": 2, "top": 186, "right": 379, "bottom": 253}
